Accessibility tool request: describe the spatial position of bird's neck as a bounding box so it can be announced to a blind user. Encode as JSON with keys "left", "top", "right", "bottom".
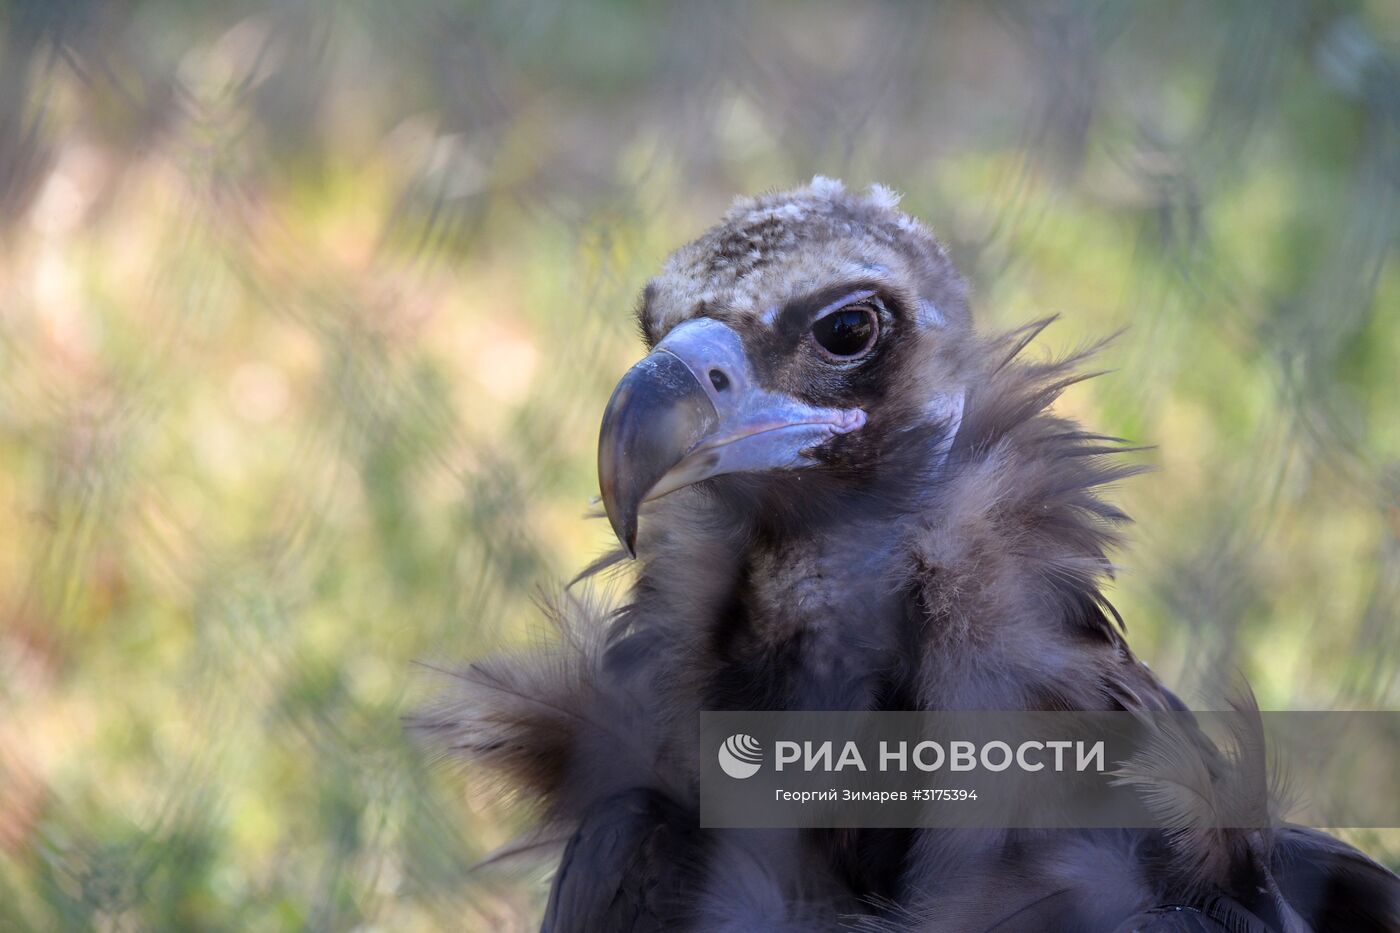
{"left": 741, "top": 520, "right": 908, "bottom": 642}
{"left": 697, "top": 522, "right": 914, "bottom": 711}
{"left": 720, "top": 375, "right": 1141, "bottom": 712}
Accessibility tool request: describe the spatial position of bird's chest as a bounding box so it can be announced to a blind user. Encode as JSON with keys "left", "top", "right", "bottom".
{"left": 705, "top": 533, "right": 908, "bottom": 710}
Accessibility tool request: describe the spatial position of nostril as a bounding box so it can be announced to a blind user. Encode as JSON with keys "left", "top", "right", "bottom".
{"left": 709, "top": 369, "right": 729, "bottom": 392}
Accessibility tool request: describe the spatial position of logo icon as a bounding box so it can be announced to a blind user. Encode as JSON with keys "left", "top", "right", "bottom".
{"left": 718, "top": 733, "right": 763, "bottom": 779}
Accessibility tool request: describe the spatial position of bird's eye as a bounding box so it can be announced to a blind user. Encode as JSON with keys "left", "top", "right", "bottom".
{"left": 811, "top": 304, "right": 878, "bottom": 359}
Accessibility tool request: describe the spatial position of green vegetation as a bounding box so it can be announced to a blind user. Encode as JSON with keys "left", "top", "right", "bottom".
{"left": 0, "top": 1, "right": 1396, "bottom": 928}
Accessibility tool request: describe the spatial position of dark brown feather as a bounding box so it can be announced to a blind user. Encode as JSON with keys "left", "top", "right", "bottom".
{"left": 411, "top": 180, "right": 1400, "bottom": 931}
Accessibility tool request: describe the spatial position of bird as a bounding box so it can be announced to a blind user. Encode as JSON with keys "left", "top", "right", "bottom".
{"left": 412, "top": 178, "right": 1400, "bottom": 932}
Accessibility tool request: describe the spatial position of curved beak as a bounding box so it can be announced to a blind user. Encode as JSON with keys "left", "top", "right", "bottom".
{"left": 597, "top": 350, "right": 719, "bottom": 557}
{"left": 598, "top": 318, "right": 866, "bottom": 556}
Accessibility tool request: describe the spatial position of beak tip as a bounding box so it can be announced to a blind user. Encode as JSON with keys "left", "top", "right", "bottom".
{"left": 617, "top": 520, "right": 638, "bottom": 559}
{"left": 604, "top": 505, "right": 639, "bottom": 559}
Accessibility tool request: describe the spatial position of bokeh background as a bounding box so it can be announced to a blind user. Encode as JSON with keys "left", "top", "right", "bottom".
{"left": 0, "top": 1, "right": 1398, "bottom": 929}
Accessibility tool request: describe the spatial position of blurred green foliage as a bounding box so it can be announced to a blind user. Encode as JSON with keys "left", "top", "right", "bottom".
{"left": 0, "top": 1, "right": 1397, "bottom": 928}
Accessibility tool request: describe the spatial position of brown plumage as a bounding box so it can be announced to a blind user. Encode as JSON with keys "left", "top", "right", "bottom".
{"left": 411, "top": 179, "right": 1400, "bottom": 932}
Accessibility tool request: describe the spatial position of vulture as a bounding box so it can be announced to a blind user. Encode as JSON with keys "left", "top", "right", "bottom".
{"left": 414, "top": 178, "right": 1400, "bottom": 932}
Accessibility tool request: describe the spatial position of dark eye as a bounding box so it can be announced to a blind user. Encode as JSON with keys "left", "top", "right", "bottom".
{"left": 811, "top": 304, "right": 878, "bottom": 359}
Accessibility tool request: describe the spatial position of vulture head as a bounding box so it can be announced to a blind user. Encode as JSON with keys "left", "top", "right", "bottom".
{"left": 600, "top": 177, "right": 977, "bottom": 556}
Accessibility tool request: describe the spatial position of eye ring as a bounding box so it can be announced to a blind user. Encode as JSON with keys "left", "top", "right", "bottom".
{"left": 811, "top": 303, "right": 880, "bottom": 360}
